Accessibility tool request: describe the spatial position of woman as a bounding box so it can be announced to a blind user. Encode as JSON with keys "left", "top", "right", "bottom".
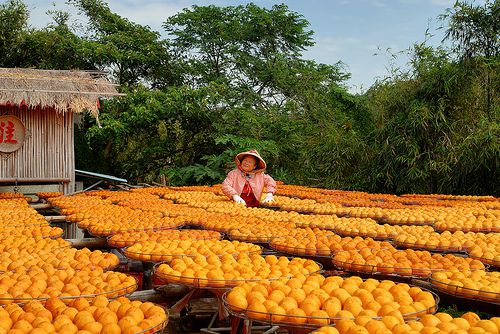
{"left": 221, "top": 149, "right": 276, "bottom": 207}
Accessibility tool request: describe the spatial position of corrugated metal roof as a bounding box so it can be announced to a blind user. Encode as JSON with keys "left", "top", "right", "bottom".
{"left": 75, "top": 169, "right": 127, "bottom": 183}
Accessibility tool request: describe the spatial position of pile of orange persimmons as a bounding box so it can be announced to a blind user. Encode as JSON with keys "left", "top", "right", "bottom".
{"left": 0, "top": 182, "right": 497, "bottom": 334}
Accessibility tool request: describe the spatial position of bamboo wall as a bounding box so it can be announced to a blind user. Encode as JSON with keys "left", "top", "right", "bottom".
{"left": 0, "top": 105, "right": 75, "bottom": 194}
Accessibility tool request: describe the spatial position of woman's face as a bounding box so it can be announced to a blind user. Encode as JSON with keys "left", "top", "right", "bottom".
{"left": 241, "top": 155, "right": 258, "bottom": 172}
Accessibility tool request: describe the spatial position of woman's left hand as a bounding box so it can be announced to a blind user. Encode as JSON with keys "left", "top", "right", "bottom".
{"left": 262, "top": 193, "right": 274, "bottom": 204}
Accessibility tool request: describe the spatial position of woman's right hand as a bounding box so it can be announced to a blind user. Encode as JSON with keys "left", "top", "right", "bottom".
{"left": 232, "top": 195, "right": 246, "bottom": 205}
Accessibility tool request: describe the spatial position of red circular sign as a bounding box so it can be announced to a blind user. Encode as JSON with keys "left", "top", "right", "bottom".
{"left": 0, "top": 115, "right": 26, "bottom": 153}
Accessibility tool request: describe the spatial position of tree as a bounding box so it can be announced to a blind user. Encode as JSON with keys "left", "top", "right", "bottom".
{"left": 161, "top": 3, "right": 368, "bottom": 188}
{"left": 364, "top": 40, "right": 499, "bottom": 195}
{"left": 69, "top": 0, "right": 177, "bottom": 87}
{"left": 442, "top": 0, "right": 499, "bottom": 60}
{"left": 0, "top": 2, "right": 95, "bottom": 70}
{"left": 0, "top": 0, "right": 29, "bottom": 67}
{"left": 163, "top": 3, "right": 316, "bottom": 101}
{"left": 440, "top": 0, "right": 499, "bottom": 116}
{"left": 83, "top": 84, "right": 224, "bottom": 182}
{"left": 15, "top": 10, "right": 94, "bottom": 70}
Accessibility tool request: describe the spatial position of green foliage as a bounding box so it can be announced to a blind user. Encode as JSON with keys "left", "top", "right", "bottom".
{"left": 438, "top": 304, "right": 493, "bottom": 319}
{"left": 70, "top": 0, "right": 177, "bottom": 87}
{"left": 16, "top": 24, "right": 93, "bottom": 70}
{"left": 441, "top": 0, "right": 499, "bottom": 117}
{"left": 441, "top": 0, "right": 499, "bottom": 60}
{"left": 364, "top": 0, "right": 500, "bottom": 196}
{"left": 1, "top": 1, "right": 497, "bottom": 195}
{"left": 453, "top": 117, "right": 500, "bottom": 194}
{"left": 0, "top": 0, "right": 29, "bottom": 67}
{"left": 164, "top": 4, "right": 315, "bottom": 93}
{"left": 83, "top": 84, "right": 223, "bottom": 182}
{"left": 165, "top": 134, "right": 279, "bottom": 185}
{"left": 366, "top": 40, "right": 499, "bottom": 195}
{"left": 0, "top": 0, "right": 95, "bottom": 70}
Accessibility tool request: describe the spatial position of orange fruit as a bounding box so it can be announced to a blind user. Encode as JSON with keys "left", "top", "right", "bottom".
{"left": 91, "top": 295, "right": 109, "bottom": 308}
{"left": 392, "top": 323, "right": 413, "bottom": 334}
{"left": 34, "top": 322, "right": 55, "bottom": 333}
{"left": 61, "top": 307, "right": 78, "bottom": 321}
{"left": 12, "top": 319, "right": 33, "bottom": 332}
{"left": 364, "top": 320, "right": 387, "bottom": 334}
{"left": 286, "top": 278, "right": 303, "bottom": 289}
{"left": 279, "top": 297, "right": 298, "bottom": 311}
{"left": 81, "top": 321, "right": 103, "bottom": 334}
{"left": 285, "top": 307, "right": 307, "bottom": 324}
{"left": 125, "top": 307, "right": 144, "bottom": 324}
{"left": 118, "top": 316, "right": 138, "bottom": 330}
{"left": 27, "top": 329, "right": 47, "bottom": 334}
{"left": 345, "top": 324, "right": 369, "bottom": 333}
{"left": 251, "top": 285, "right": 269, "bottom": 298}
{"left": 461, "top": 312, "right": 481, "bottom": 326}
{"left": 307, "top": 310, "right": 329, "bottom": 325}
{"left": 436, "top": 322, "right": 460, "bottom": 333}
{"left": 59, "top": 322, "right": 80, "bottom": 333}
{"left": 107, "top": 300, "right": 122, "bottom": 314}
{"left": 96, "top": 311, "right": 118, "bottom": 326}
{"left": 71, "top": 298, "right": 91, "bottom": 311}
{"left": 246, "top": 301, "right": 268, "bottom": 321}
{"left": 321, "top": 282, "right": 340, "bottom": 295}
{"left": 491, "top": 317, "right": 500, "bottom": 330}
{"left": 451, "top": 318, "right": 471, "bottom": 331}
{"left": 268, "top": 305, "right": 286, "bottom": 323}
{"left": 276, "top": 284, "right": 292, "bottom": 296}
{"left": 31, "top": 316, "right": 49, "bottom": 328}
{"left": 474, "top": 320, "right": 499, "bottom": 334}
{"left": 246, "top": 291, "right": 266, "bottom": 306}
{"left": 380, "top": 316, "right": 401, "bottom": 330}
{"left": 116, "top": 303, "right": 133, "bottom": 320}
{"left": 317, "top": 327, "right": 340, "bottom": 334}
{"left": 299, "top": 302, "right": 319, "bottom": 316}
{"left": 334, "top": 319, "right": 356, "bottom": 333}
{"left": 420, "top": 314, "right": 441, "bottom": 328}
{"left": 335, "top": 310, "right": 355, "bottom": 320}
{"left": 143, "top": 305, "right": 165, "bottom": 319}
{"left": 226, "top": 291, "right": 248, "bottom": 311}
{"left": 322, "top": 297, "right": 342, "bottom": 318}
{"left": 101, "top": 323, "right": 121, "bottom": 334}
{"left": 122, "top": 325, "right": 144, "bottom": 334}
{"left": 330, "top": 288, "right": 351, "bottom": 304}
{"left": 341, "top": 283, "right": 358, "bottom": 295}
{"left": 53, "top": 315, "right": 74, "bottom": 331}
{"left": 262, "top": 300, "right": 278, "bottom": 311}
{"left": 435, "top": 312, "right": 453, "bottom": 323}
{"left": 268, "top": 290, "right": 286, "bottom": 304}
{"left": 288, "top": 289, "right": 306, "bottom": 304}
{"left": 139, "top": 301, "right": 155, "bottom": 314}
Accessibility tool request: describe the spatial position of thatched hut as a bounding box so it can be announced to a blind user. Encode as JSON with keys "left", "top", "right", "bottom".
{"left": 0, "top": 68, "right": 123, "bottom": 194}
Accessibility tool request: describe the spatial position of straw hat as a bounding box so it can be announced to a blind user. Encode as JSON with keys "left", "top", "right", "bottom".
{"left": 235, "top": 149, "right": 266, "bottom": 171}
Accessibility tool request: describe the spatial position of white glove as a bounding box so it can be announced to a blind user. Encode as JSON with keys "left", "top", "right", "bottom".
{"left": 262, "top": 193, "right": 274, "bottom": 204}
{"left": 232, "top": 195, "right": 246, "bottom": 205}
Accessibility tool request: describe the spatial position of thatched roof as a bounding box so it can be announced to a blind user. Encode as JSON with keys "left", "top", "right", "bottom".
{"left": 0, "top": 68, "right": 124, "bottom": 117}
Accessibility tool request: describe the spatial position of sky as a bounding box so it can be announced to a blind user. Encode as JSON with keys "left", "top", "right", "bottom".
{"left": 22, "top": 0, "right": 464, "bottom": 93}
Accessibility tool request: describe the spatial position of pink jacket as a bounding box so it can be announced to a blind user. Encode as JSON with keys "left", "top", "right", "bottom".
{"left": 221, "top": 169, "right": 276, "bottom": 202}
